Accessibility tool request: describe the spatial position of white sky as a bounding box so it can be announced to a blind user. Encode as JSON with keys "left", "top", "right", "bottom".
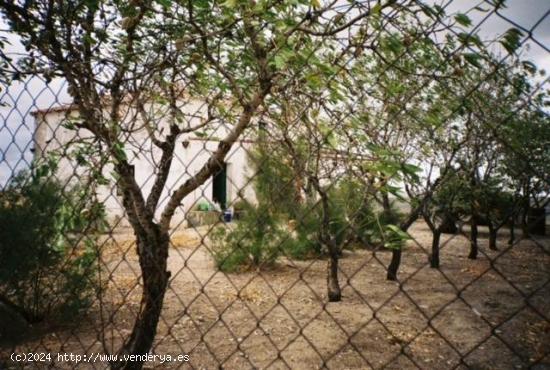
{"left": 0, "top": 0, "right": 549, "bottom": 186}
{"left": 445, "top": 0, "right": 550, "bottom": 71}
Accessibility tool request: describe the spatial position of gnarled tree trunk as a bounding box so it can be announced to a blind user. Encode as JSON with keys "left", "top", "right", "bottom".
{"left": 387, "top": 249, "right": 401, "bottom": 281}
{"left": 383, "top": 193, "right": 401, "bottom": 281}
{"left": 327, "top": 241, "right": 341, "bottom": 302}
{"left": 112, "top": 220, "right": 171, "bottom": 370}
{"left": 468, "top": 216, "right": 478, "bottom": 259}
{"left": 440, "top": 213, "right": 457, "bottom": 234}
{"left": 320, "top": 192, "right": 341, "bottom": 302}
{"left": 488, "top": 223, "right": 498, "bottom": 250}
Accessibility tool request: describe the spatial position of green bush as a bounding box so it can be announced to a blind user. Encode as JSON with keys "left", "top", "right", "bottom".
{"left": 281, "top": 202, "right": 323, "bottom": 260}
{"left": 214, "top": 144, "right": 403, "bottom": 269}
{"left": 0, "top": 168, "right": 106, "bottom": 323}
{"left": 367, "top": 199, "right": 408, "bottom": 250}
{"left": 211, "top": 202, "right": 288, "bottom": 272}
{"left": 249, "top": 148, "right": 302, "bottom": 219}
{"left": 330, "top": 179, "right": 378, "bottom": 244}
{"left": 282, "top": 179, "right": 378, "bottom": 259}
{"left": 210, "top": 175, "right": 402, "bottom": 270}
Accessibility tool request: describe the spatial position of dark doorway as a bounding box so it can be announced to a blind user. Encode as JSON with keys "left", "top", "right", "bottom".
{"left": 212, "top": 163, "right": 227, "bottom": 210}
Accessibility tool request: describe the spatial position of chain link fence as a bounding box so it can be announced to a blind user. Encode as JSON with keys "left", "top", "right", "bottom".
{"left": 0, "top": 0, "right": 549, "bottom": 369}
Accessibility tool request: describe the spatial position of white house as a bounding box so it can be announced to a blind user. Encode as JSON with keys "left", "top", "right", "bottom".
{"left": 31, "top": 100, "right": 258, "bottom": 229}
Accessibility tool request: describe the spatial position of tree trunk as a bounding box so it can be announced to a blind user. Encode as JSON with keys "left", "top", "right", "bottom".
{"left": 113, "top": 228, "right": 170, "bottom": 370}
{"left": 430, "top": 228, "right": 441, "bottom": 268}
{"left": 440, "top": 213, "right": 457, "bottom": 234}
{"left": 327, "top": 242, "right": 341, "bottom": 302}
{"left": 521, "top": 199, "right": 530, "bottom": 237}
{"left": 313, "top": 179, "right": 341, "bottom": 303}
{"left": 468, "top": 217, "right": 478, "bottom": 259}
{"left": 0, "top": 293, "right": 41, "bottom": 324}
{"left": 488, "top": 223, "right": 498, "bottom": 251}
{"left": 387, "top": 248, "right": 401, "bottom": 280}
{"left": 383, "top": 182, "right": 431, "bottom": 282}
{"left": 508, "top": 217, "right": 515, "bottom": 245}
{"left": 383, "top": 193, "right": 402, "bottom": 281}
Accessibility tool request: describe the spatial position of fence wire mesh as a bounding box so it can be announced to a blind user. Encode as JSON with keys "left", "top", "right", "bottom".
{"left": 0, "top": 0, "right": 549, "bottom": 369}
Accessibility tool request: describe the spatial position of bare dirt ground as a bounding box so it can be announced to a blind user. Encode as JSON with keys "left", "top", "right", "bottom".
{"left": 1, "top": 221, "right": 549, "bottom": 370}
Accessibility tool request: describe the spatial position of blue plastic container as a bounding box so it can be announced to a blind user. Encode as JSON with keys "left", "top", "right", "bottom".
{"left": 223, "top": 210, "right": 233, "bottom": 222}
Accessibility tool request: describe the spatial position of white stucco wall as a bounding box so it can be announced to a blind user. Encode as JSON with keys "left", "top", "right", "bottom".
{"left": 32, "top": 104, "right": 257, "bottom": 230}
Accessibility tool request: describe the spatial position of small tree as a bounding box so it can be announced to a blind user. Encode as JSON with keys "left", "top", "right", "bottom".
{"left": 0, "top": 165, "right": 106, "bottom": 325}
{"left": 211, "top": 201, "right": 287, "bottom": 272}
{"left": 456, "top": 56, "right": 549, "bottom": 256}
{"left": 422, "top": 170, "right": 469, "bottom": 268}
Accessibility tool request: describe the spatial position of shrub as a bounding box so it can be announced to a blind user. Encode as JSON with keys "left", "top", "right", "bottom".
{"left": 283, "top": 179, "right": 378, "bottom": 259}
{"left": 0, "top": 168, "right": 106, "bottom": 324}
{"left": 211, "top": 202, "right": 288, "bottom": 272}
{"left": 330, "top": 178, "right": 378, "bottom": 244}
{"left": 366, "top": 200, "right": 408, "bottom": 250}
{"left": 249, "top": 147, "right": 302, "bottom": 219}
{"left": 281, "top": 202, "right": 323, "bottom": 259}
{"left": 210, "top": 175, "right": 400, "bottom": 269}
{"left": 231, "top": 198, "right": 252, "bottom": 220}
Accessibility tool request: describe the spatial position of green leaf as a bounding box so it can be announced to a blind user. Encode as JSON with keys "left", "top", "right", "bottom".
{"left": 457, "top": 32, "right": 482, "bottom": 48}
{"left": 487, "top": 0, "right": 507, "bottom": 10}
{"left": 155, "top": 0, "right": 171, "bottom": 8}
{"left": 454, "top": 13, "right": 471, "bottom": 27}
{"left": 522, "top": 60, "right": 537, "bottom": 74}
{"left": 433, "top": 5, "right": 445, "bottom": 16}
{"left": 305, "top": 73, "right": 323, "bottom": 90}
{"left": 112, "top": 142, "right": 127, "bottom": 161}
{"left": 273, "top": 55, "right": 286, "bottom": 69}
{"left": 326, "top": 133, "right": 338, "bottom": 149}
{"left": 419, "top": 4, "right": 437, "bottom": 19}
{"left": 402, "top": 163, "right": 421, "bottom": 178}
{"left": 222, "top": 0, "right": 238, "bottom": 8}
{"left": 384, "top": 34, "right": 403, "bottom": 54}
{"left": 386, "top": 185, "right": 406, "bottom": 201}
{"left": 386, "top": 224, "right": 411, "bottom": 240}
{"left": 271, "top": 49, "right": 294, "bottom": 70}
{"left": 463, "top": 52, "right": 482, "bottom": 68}
{"left": 500, "top": 28, "right": 523, "bottom": 54}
